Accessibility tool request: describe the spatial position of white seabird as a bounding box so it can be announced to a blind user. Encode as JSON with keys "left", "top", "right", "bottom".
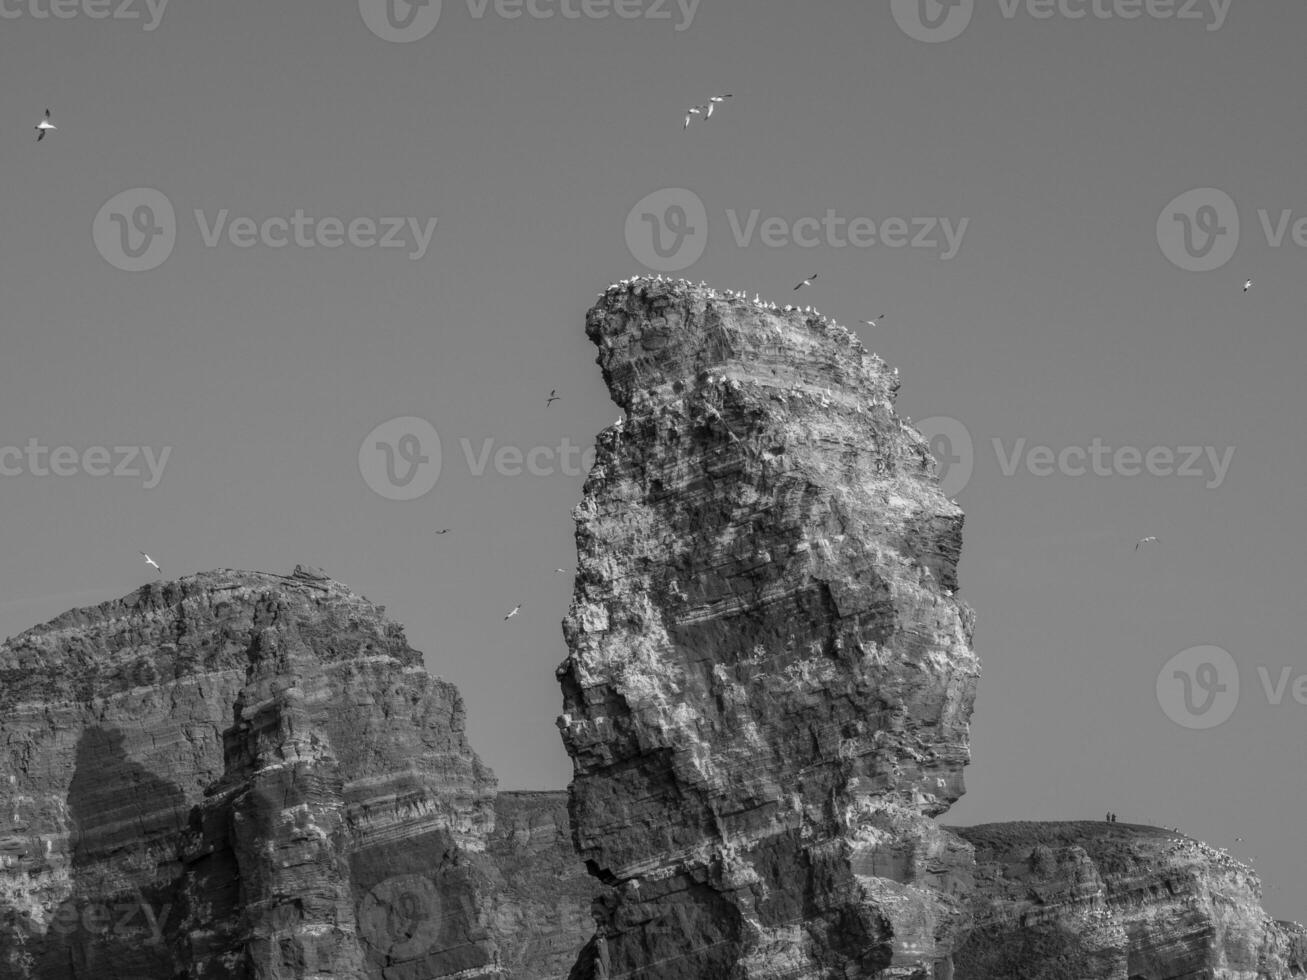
{"left": 793, "top": 274, "right": 818, "bottom": 291}
{"left": 861, "top": 314, "right": 888, "bottom": 328}
{"left": 705, "top": 93, "right": 733, "bottom": 118}
{"left": 139, "top": 551, "right": 161, "bottom": 574}
{"left": 1135, "top": 536, "right": 1159, "bottom": 551}
{"left": 504, "top": 604, "right": 522, "bottom": 620}
{"left": 546, "top": 389, "right": 560, "bottom": 407}
{"left": 35, "top": 109, "right": 55, "bottom": 141}
{"left": 1243, "top": 278, "right": 1253, "bottom": 293}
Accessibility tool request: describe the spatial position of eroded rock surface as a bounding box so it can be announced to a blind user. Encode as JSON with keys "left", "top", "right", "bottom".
{"left": 0, "top": 566, "right": 592, "bottom": 980}
{"left": 951, "top": 821, "right": 1307, "bottom": 980}
{"left": 557, "top": 277, "right": 982, "bottom": 978}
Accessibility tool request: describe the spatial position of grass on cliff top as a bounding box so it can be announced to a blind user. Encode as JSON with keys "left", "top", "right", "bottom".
{"left": 946, "top": 820, "right": 1181, "bottom": 857}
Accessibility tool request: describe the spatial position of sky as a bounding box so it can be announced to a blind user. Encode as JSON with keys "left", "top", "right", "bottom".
{"left": 2, "top": 0, "right": 1305, "bottom": 922}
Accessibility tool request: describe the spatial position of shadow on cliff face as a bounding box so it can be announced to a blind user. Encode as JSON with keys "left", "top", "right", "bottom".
{"left": 33, "top": 726, "right": 188, "bottom": 980}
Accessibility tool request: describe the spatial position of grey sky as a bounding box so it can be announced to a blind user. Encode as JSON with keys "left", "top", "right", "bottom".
{"left": 2, "top": 0, "right": 1304, "bottom": 921}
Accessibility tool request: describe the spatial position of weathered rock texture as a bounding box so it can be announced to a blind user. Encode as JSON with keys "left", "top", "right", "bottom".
{"left": 557, "top": 277, "right": 982, "bottom": 978}
{"left": 4, "top": 278, "right": 1303, "bottom": 980}
{"left": 488, "top": 791, "right": 599, "bottom": 980}
{"left": 0, "top": 566, "right": 594, "bottom": 980}
{"left": 950, "top": 821, "right": 1307, "bottom": 980}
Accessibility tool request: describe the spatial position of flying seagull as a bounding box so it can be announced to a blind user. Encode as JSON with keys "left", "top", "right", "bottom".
{"left": 546, "top": 389, "right": 559, "bottom": 407}
{"left": 1243, "top": 278, "right": 1253, "bottom": 293}
{"left": 435, "top": 528, "right": 451, "bottom": 535}
{"left": 684, "top": 105, "right": 705, "bottom": 129}
{"left": 860, "top": 314, "right": 888, "bottom": 328}
{"left": 503, "top": 604, "right": 522, "bottom": 620}
{"left": 35, "top": 109, "right": 55, "bottom": 142}
{"left": 1135, "top": 536, "right": 1159, "bottom": 551}
{"left": 793, "top": 274, "right": 818, "bottom": 291}
{"left": 705, "top": 93, "right": 733, "bottom": 118}
{"left": 139, "top": 551, "right": 161, "bottom": 573}
{"left": 553, "top": 567, "right": 567, "bottom": 574}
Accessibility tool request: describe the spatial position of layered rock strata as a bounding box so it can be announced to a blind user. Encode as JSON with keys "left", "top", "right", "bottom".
{"left": 0, "top": 566, "right": 592, "bottom": 980}
{"left": 557, "top": 277, "right": 982, "bottom": 978}
{"left": 950, "top": 821, "right": 1307, "bottom": 980}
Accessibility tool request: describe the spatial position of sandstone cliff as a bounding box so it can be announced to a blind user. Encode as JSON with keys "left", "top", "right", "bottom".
{"left": 950, "top": 821, "right": 1307, "bottom": 980}
{"left": 3, "top": 276, "right": 1303, "bottom": 980}
{"left": 0, "top": 566, "right": 593, "bottom": 980}
{"left": 557, "top": 277, "right": 982, "bottom": 978}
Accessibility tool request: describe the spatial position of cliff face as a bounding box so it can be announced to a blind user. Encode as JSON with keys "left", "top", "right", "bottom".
{"left": 487, "top": 792, "right": 598, "bottom": 980}
{"left": 0, "top": 566, "right": 593, "bottom": 980}
{"left": 557, "top": 277, "right": 982, "bottom": 978}
{"left": 950, "top": 821, "right": 1307, "bottom": 980}
{"left": 3, "top": 276, "right": 1303, "bottom": 980}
